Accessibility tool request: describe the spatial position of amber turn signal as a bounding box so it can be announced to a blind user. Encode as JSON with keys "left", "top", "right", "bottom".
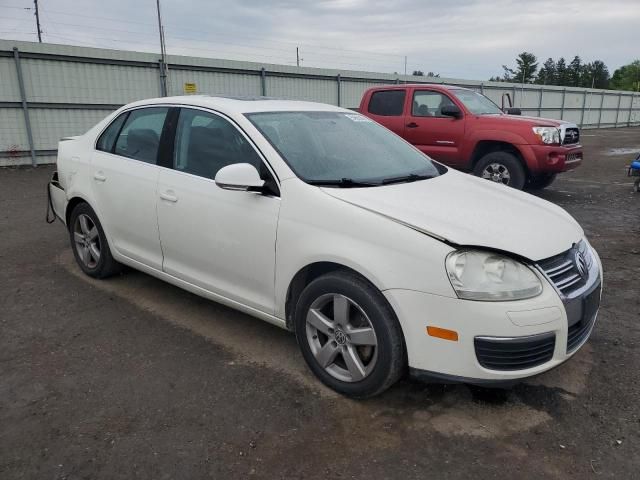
{"left": 426, "top": 326, "right": 459, "bottom": 341}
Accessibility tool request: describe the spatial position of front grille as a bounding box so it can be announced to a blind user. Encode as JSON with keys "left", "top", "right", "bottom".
{"left": 566, "top": 153, "right": 582, "bottom": 163}
{"left": 563, "top": 127, "right": 580, "bottom": 145}
{"left": 474, "top": 333, "right": 556, "bottom": 371}
{"left": 537, "top": 241, "right": 592, "bottom": 297}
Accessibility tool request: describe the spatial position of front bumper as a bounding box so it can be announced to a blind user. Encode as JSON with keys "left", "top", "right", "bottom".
{"left": 521, "top": 144, "right": 583, "bottom": 174}
{"left": 384, "top": 249, "right": 601, "bottom": 383}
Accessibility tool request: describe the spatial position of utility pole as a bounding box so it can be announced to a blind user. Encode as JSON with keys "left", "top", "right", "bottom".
{"left": 296, "top": 47, "right": 300, "bottom": 67}
{"left": 404, "top": 56, "right": 407, "bottom": 77}
{"left": 34, "top": 0, "right": 42, "bottom": 42}
{"left": 156, "top": 0, "right": 168, "bottom": 96}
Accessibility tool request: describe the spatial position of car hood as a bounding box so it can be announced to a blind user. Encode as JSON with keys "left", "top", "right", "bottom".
{"left": 479, "top": 114, "right": 572, "bottom": 128}
{"left": 321, "top": 171, "right": 583, "bottom": 261}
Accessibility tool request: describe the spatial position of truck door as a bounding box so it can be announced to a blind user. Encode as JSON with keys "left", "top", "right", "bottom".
{"left": 363, "top": 89, "right": 407, "bottom": 137}
{"left": 404, "top": 89, "right": 466, "bottom": 168}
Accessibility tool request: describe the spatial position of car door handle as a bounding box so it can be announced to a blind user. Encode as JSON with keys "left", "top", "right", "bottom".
{"left": 406, "top": 122, "right": 419, "bottom": 128}
{"left": 159, "top": 191, "right": 178, "bottom": 203}
{"left": 93, "top": 172, "right": 106, "bottom": 182}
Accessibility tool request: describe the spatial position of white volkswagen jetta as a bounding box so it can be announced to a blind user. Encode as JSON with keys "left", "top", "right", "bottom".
{"left": 48, "top": 96, "right": 602, "bottom": 398}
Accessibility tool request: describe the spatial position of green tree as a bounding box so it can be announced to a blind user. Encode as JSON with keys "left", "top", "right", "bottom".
{"left": 536, "top": 58, "right": 557, "bottom": 85}
{"left": 567, "top": 56, "right": 583, "bottom": 86}
{"left": 611, "top": 60, "right": 640, "bottom": 91}
{"left": 502, "top": 52, "right": 538, "bottom": 83}
{"left": 555, "top": 57, "right": 568, "bottom": 86}
{"left": 580, "top": 60, "right": 610, "bottom": 89}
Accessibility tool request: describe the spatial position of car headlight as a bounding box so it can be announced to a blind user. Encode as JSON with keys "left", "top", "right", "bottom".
{"left": 445, "top": 250, "right": 543, "bottom": 301}
{"left": 532, "top": 126, "right": 560, "bottom": 145}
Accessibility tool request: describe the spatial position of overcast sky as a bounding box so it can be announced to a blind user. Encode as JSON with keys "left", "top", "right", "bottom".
{"left": 1, "top": 0, "right": 639, "bottom": 79}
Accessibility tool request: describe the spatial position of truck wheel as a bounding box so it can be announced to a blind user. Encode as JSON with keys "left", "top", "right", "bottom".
{"left": 294, "top": 270, "right": 405, "bottom": 398}
{"left": 473, "top": 152, "right": 526, "bottom": 190}
{"left": 526, "top": 173, "right": 557, "bottom": 190}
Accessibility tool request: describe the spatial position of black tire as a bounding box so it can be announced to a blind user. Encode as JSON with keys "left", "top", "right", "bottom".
{"left": 473, "top": 151, "right": 526, "bottom": 190}
{"left": 68, "top": 202, "right": 121, "bottom": 279}
{"left": 526, "top": 173, "right": 557, "bottom": 190}
{"left": 293, "top": 270, "right": 405, "bottom": 398}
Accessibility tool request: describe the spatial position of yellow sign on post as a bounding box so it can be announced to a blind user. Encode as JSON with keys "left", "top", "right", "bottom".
{"left": 183, "top": 82, "right": 197, "bottom": 94}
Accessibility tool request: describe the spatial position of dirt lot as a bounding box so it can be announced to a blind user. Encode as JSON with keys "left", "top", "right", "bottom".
{"left": 1, "top": 128, "right": 639, "bottom": 479}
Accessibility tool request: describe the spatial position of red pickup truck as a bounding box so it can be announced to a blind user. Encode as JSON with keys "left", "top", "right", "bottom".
{"left": 359, "top": 85, "right": 583, "bottom": 190}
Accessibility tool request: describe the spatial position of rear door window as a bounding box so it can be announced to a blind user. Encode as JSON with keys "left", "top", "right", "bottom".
{"left": 113, "top": 107, "right": 169, "bottom": 164}
{"left": 368, "top": 90, "right": 406, "bottom": 116}
{"left": 96, "top": 112, "right": 128, "bottom": 152}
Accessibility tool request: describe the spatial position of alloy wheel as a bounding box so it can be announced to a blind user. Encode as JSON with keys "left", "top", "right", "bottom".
{"left": 482, "top": 162, "right": 511, "bottom": 185}
{"left": 73, "top": 213, "right": 101, "bottom": 269}
{"left": 305, "top": 293, "right": 378, "bottom": 382}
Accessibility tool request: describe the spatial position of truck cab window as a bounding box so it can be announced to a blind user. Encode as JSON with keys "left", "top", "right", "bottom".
{"left": 368, "top": 90, "right": 406, "bottom": 116}
{"left": 412, "top": 91, "right": 456, "bottom": 117}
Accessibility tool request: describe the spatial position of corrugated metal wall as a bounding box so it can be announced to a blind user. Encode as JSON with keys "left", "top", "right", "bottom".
{"left": 2, "top": 39, "right": 639, "bottom": 166}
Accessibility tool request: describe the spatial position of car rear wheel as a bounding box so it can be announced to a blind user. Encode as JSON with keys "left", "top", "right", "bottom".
{"left": 526, "top": 173, "right": 557, "bottom": 190}
{"left": 294, "top": 271, "right": 405, "bottom": 398}
{"left": 474, "top": 151, "right": 526, "bottom": 190}
{"left": 69, "top": 203, "right": 121, "bottom": 279}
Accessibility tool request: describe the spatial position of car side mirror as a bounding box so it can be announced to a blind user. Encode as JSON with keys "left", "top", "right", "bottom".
{"left": 505, "top": 107, "right": 522, "bottom": 115}
{"left": 441, "top": 104, "right": 462, "bottom": 118}
{"left": 215, "top": 163, "right": 265, "bottom": 191}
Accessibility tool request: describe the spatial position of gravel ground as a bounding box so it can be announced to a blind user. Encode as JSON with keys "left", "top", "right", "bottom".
{"left": 1, "top": 128, "right": 639, "bottom": 479}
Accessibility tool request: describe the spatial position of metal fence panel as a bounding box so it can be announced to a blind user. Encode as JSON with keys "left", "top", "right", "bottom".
{"left": 19, "top": 58, "right": 161, "bottom": 104}
{"left": 0, "top": 57, "right": 21, "bottom": 102}
{"left": 168, "top": 69, "right": 262, "bottom": 97}
{"left": 265, "top": 75, "right": 338, "bottom": 104}
{"left": 1, "top": 38, "right": 639, "bottom": 166}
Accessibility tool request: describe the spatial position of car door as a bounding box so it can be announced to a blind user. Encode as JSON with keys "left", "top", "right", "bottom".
{"left": 156, "top": 107, "right": 280, "bottom": 314}
{"left": 91, "top": 106, "right": 169, "bottom": 270}
{"left": 403, "top": 89, "right": 466, "bottom": 167}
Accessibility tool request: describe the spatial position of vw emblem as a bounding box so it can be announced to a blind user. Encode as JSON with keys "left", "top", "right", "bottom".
{"left": 574, "top": 249, "right": 588, "bottom": 279}
{"left": 334, "top": 329, "right": 348, "bottom": 345}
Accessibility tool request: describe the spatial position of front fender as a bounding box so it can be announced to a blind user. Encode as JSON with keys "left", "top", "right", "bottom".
{"left": 274, "top": 179, "right": 457, "bottom": 319}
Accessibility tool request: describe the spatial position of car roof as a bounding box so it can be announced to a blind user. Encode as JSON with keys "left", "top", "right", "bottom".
{"left": 369, "top": 84, "right": 470, "bottom": 92}
{"left": 127, "top": 95, "right": 349, "bottom": 114}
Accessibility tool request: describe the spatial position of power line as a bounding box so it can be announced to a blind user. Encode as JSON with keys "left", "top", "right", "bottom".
{"left": 0, "top": 8, "right": 410, "bottom": 73}
{"left": 2, "top": 16, "right": 401, "bottom": 70}
{"left": 0, "top": 5, "right": 404, "bottom": 62}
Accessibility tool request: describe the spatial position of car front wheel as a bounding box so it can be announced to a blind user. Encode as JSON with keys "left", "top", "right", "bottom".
{"left": 294, "top": 271, "right": 405, "bottom": 398}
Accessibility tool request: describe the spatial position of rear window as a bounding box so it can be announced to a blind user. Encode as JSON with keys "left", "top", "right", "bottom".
{"left": 368, "top": 90, "right": 406, "bottom": 116}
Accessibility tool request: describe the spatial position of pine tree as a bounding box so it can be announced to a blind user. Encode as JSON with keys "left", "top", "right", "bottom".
{"left": 502, "top": 52, "right": 538, "bottom": 83}
{"left": 568, "top": 56, "right": 583, "bottom": 87}
{"left": 555, "top": 57, "right": 568, "bottom": 86}
{"left": 536, "top": 58, "right": 557, "bottom": 85}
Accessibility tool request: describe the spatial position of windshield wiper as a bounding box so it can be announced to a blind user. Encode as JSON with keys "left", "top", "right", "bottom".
{"left": 307, "top": 178, "right": 379, "bottom": 188}
{"left": 380, "top": 173, "right": 434, "bottom": 185}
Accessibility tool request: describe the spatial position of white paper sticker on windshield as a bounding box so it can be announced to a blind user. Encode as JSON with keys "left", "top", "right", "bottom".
{"left": 344, "top": 113, "right": 372, "bottom": 122}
